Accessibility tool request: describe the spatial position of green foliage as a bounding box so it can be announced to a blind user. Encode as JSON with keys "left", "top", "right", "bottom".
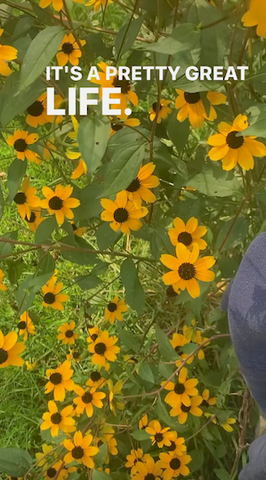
{"left": 0, "top": 447, "right": 32, "bottom": 477}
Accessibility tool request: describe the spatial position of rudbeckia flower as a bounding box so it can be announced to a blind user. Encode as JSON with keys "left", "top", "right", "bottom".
{"left": 159, "top": 452, "right": 192, "bottom": 478}
{"left": 170, "top": 332, "right": 193, "bottom": 366}
{"left": 64, "top": 431, "right": 99, "bottom": 468}
{"left": 220, "top": 417, "right": 236, "bottom": 432}
{"left": 0, "top": 29, "right": 17, "bottom": 76}
{"left": 41, "top": 400, "right": 75, "bottom": 437}
{"left": 175, "top": 89, "right": 227, "bottom": 128}
{"left": 44, "top": 461, "right": 73, "bottom": 480}
{"left": 57, "top": 321, "right": 79, "bottom": 345}
{"left": 26, "top": 93, "right": 63, "bottom": 127}
{"left": 149, "top": 99, "right": 172, "bottom": 123}
{"left": 124, "top": 162, "right": 160, "bottom": 209}
{"left": 162, "top": 367, "right": 198, "bottom": 407}
{"left": 24, "top": 207, "right": 44, "bottom": 232}
{"left": 168, "top": 217, "right": 207, "bottom": 251}
{"left": 42, "top": 279, "right": 69, "bottom": 311}
{"left": 86, "top": 370, "right": 106, "bottom": 389}
{"left": 208, "top": 114, "right": 266, "bottom": 171}
{"left": 160, "top": 243, "right": 216, "bottom": 299}
{"left": 0, "top": 330, "right": 25, "bottom": 368}
{"left": 57, "top": 33, "right": 86, "bottom": 66}
{"left": 86, "top": 0, "right": 113, "bottom": 11}
{"left": 14, "top": 177, "right": 40, "bottom": 220}
{"left": 111, "top": 117, "right": 140, "bottom": 136}
{"left": 0, "top": 269, "right": 7, "bottom": 291}
{"left": 17, "top": 311, "right": 36, "bottom": 340}
{"left": 242, "top": 0, "right": 266, "bottom": 38}
{"left": 108, "top": 379, "right": 124, "bottom": 415}
{"left": 7, "top": 130, "right": 41, "bottom": 163}
{"left": 101, "top": 190, "right": 148, "bottom": 234}
{"left": 132, "top": 456, "right": 163, "bottom": 480}
{"left": 139, "top": 414, "right": 148, "bottom": 430}
{"left": 88, "top": 331, "right": 120, "bottom": 366}
{"left": 73, "top": 385, "right": 106, "bottom": 417}
{"left": 35, "top": 444, "right": 55, "bottom": 468}
{"left": 41, "top": 184, "right": 80, "bottom": 226}
{"left": 104, "top": 296, "right": 128, "bottom": 324}
{"left": 125, "top": 449, "right": 145, "bottom": 469}
{"left": 145, "top": 420, "right": 173, "bottom": 448}
{"left": 170, "top": 395, "right": 203, "bottom": 422}
{"left": 71, "top": 222, "right": 86, "bottom": 237}
{"left": 67, "top": 349, "right": 81, "bottom": 363}
{"left": 87, "top": 326, "right": 102, "bottom": 344}
{"left": 164, "top": 431, "right": 187, "bottom": 457}
{"left": 45, "top": 360, "right": 75, "bottom": 401}
{"left": 202, "top": 388, "right": 217, "bottom": 410}
{"left": 39, "top": 0, "right": 63, "bottom": 11}
{"left": 97, "top": 425, "right": 118, "bottom": 459}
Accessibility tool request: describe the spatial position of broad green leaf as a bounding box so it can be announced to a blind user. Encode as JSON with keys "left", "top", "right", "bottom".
{"left": 155, "top": 325, "right": 178, "bottom": 361}
{"left": 138, "top": 363, "right": 154, "bottom": 383}
{"left": 214, "top": 469, "right": 231, "bottom": 480}
{"left": 242, "top": 108, "right": 266, "bottom": 137}
{"left": 35, "top": 217, "right": 57, "bottom": 244}
{"left": 19, "top": 26, "right": 65, "bottom": 91}
{"left": 143, "top": 24, "right": 200, "bottom": 55}
{"left": 0, "top": 231, "right": 18, "bottom": 256}
{"left": 75, "top": 274, "right": 102, "bottom": 290}
{"left": 93, "top": 469, "right": 113, "bottom": 480}
{"left": 131, "top": 430, "right": 150, "bottom": 441}
{"left": 117, "top": 327, "right": 140, "bottom": 352}
{"left": 167, "top": 112, "right": 190, "bottom": 152}
{"left": 77, "top": 116, "right": 110, "bottom": 176}
{"left": 214, "top": 216, "right": 248, "bottom": 251}
{"left": 115, "top": 16, "right": 144, "bottom": 58}
{"left": 120, "top": 258, "right": 145, "bottom": 316}
{"left": 189, "top": 449, "right": 204, "bottom": 472}
{"left": 61, "top": 235, "right": 98, "bottom": 265}
{"left": 188, "top": 165, "right": 242, "bottom": 197}
{"left": 0, "top": 448, "right": 32, "bottom": 477}
{"left": 96, "top": 222, "right": 121, "bottom": 250}
{"left": 7, "top": 158, "right": 27, "bottom": 201}
{"left": 75, "top": 183, "right": 103, "bottom": 221}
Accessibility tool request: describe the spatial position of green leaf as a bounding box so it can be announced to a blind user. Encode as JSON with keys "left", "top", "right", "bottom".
{"left": 93, "top": 469, "right": 113, "bottom": 480}
{"left": 131, "top": 430, "right": 150, "bottom": 441}
{"left": 77, "top": 116, "right": 110, "bottom": 176}
{"left": 35, "top": 217, "right": 57, "bottom": 244}
{"left": 19, "top": 26, "right": 65, "bottom": 91}
{"left": 117, "top": 327, "right": 140, "bottom": 352}
{"left": 154, "top": 398, "right": 183, "bottom": 431}
{"left": 138, "top": 363, "right": 154, "bottom": 383}
{"left": 96, "top": 222, "right": 121, "bottom": 250}
{"left": 188, "top": 165, "right": 242, "bottom": 197}
{"left": 115, "top": 16, "right": 144, "bottom": 58}
{"left": 0, "top": 231, "right": 18, "bottom": 255}
{"left": 189, "top": 449, "right": 204, "bottom": 472}
{"left": 120, "top": 258, "right": 145, "bottom": 316}
{"left": 242, "top": 107, "right": 266, "bottom": 137}
{"left": 61, "top": 235, "right": 98, "bottom": 265}
{"left": 167, "top": 112, "right": 190, "bottom": 152}
{"left": 74, "top": 274, "right": 102, "bottom": 290}
{"left": 0, "top": 447, "right": 32, "bottom": 477}
{"left": 214, "top": 216, "right": 248, "bottom": 251}
{"left": 155, "top": 325, "right": 178, "bottom": 361}
{"left": 143, "top": 24, "right": 200, "bottom": 55}
{"left": 7, "top": 158, "right": 27, "bottom": 201}
{"left": 214, "top": 469, "right": 231, "bottom": 480}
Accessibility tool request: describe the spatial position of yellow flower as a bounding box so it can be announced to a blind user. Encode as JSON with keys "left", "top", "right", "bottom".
{"left": 45, "top": 360, "right": 75, "bottom": 401}
{"left": 104, "top": 296, "right": 128, "bottom": 324}
{"left": 86, "top": 370, "right": 106, "bottom": 389}
{"left": 44, "top": 461, "right": 72, "bottom": 480}
{"left": 108, "top": 379, "right": 124, "bottom": 415}
{"left": 221, "top": 417, "right": 236, "bottom": 432}
{"left": 42, "top": 279, "right": 69, "bottom": 311}
{"left": 57, "top": 322, "right": 79, "bottom": 345}
{"left": 175, "top": 89, "right": 227, "bottom": 128}
{"left": 66, "top": 349, "right": 81, "bottom": 363}
{"left": 26, "top": 92, "right": 63, "bottom": 127}
{"left": 39, "top": 0, "right": 63, "bottom": 11}
{"left": 139, "top": 414, "right": 148, "bottom": 430}
{"left": 208, "top": 114, "right": 266, "bottom": 171}
{"left": 87, "top": 326, "right": 102, "bottom": 344}
{"left": 242, "top": 0, "right": 266, "bottom": 38}
{"left": 0, "top": 29, "right": 17, "bottom": 76}
{"left": 41, "top": 184, "right": 80, "bottom": 226}
{"left": 168, "top": 217, "right": 207, "bottom": 251}
{"left": 164, "top": 431, "right": 187, "bottom": 457}
{"left": 35, "top": 444, "right": 55, "bottom": 468}
{"left": 66, "top": 116, "right": 87, "bottom": 180}
{"left": 132, "top": 456, "right": 163, "bottom": 480}
{"left": 145, "top": 420, "right": 173, "bottom": 448}
{"left": 161, "top": 243, "right": 216, "bottom": 299}
{"left": 0, "top": 331, "right": 25, "bottom": 368}
{"left": 170, "top": 332, "right": 193, "bottom": 366}
{"left": 17, "top": 311, "right": 36, "bottom": 340}
{"left": 162, "top": 367, "right": 198, "bottom": 407}
{"left": 97, "top": 425, "right": 118, "bottom": 459}
{"left": 74, "top": 385, "right": 106, "bottom": 417}
{"left": 159, "top": 452, "right": 191, "bottom": 478}
{"left": 125, "top": 448, "right": 145, "bottom": 468}
{"left": 86, "top": 0, "right": 113, "bottom": 11}
{"left": 101, "top": 190, "right": 148, "bottom": 234}
{"left": 149, "top": 99, "right": 172, "bottom": 123}
{"left": 25, "top": 360, "right": 37, "bottom": 371}
{"left": 123, "top": 162, "right": 160, "bottom": 209}
{"left": 24, "top": 207, "right": 44, "bottom": 232}
{"left": 71, "top": 222, "right": 87, "bottom": 237}
{"left": 111, "top": 117, "right": 140, "bottom": 136}
{"left": 41, "top": 400, "right": 75, "bottom": 437}
{"left": 0, "top": 269, "right": 7, "bottom": 291}
{"left": 64, "top": 431, "right": 99, "bottom": 468}
{"left": 7, "top": 130, "right": 40, "bottom": 163}
{"left": 88, "top": 331, "right": 120, "bottom": 366}
{"left": 13, "top": 177, "right": 40, "bottom": 220}
{"left": 57, "top": 33, "right": 86, "bottom": 66}
{"left": 170, "top": 395, "right": 203, "bottom": 422}
{"left": 202, "top": 388, "right": 217, "bottom": 409}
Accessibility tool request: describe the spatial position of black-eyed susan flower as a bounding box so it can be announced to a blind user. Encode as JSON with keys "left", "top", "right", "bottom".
{"left": 132, "top": 456, "right": 163, "bottom": 480}
{"left": 242, "top": 0, "right": 266, "bottom": 38}
{"left": 125, "top": 448, "right": 145, "bottom": 469}
{"left": 66, "top": 116, "right": 88, "bottom": 179}
{"left": 0, "top": 29, "right": 17, "bottom": 76}
{"left": 42, "top": 279, "right": 69, "bottom": 311}
{"left": 57, "top": 322, "right": 79, "bottom": 345}
{"left": 175, "top": 89, "right": 227, "bottom": 128}
{"left": 67, "top": 349, "right": 81, "bottom": 363}
{"left": 145, "top": 420, "right": 173, "bottom": 448}
{"left": 111, "top": 117, "right": 140, "bottom": 136}
{"left": 41, "top": 400, "right": 75, "bottom": 437}
{"left": 71, "top": 222, "right": 86, "bottom": 237}
{"left": 149, "top": 99, "right": 172, "bottom": 123}
{"left": 64, "top": 431, "right": 99, "bottom": 468}
{"left": 97, "top": 425, "right": 118, "bottom": 459}
{"left": 208, "top": 114, "right": 266, "bottom": 171}
{"left": 87, "top": 326, "right": 102, "bottom": 344}
{"left": 104, "top": 296, "right": 128, "bottom": 324}
{"left": 41, "top": 184, "right": 80, "bottom": 227}
{"left": 14, "top": 177, "right": 40, "bottom": 220}
{"left": 86, "top": 0, "right": 112, "bottom": 10}
{"left": 88, "top": 331, "right": 120, "bottom": 366}
{"left": 202, "top": 388, "right": 217, "bottom": 408}
{"left": 139, "top": 414, "right": 148, "bottom": 430}
{"left": 25, "top": 360, "right": 37, "bottom": 371}
{"left": 165, "top": 431, "right": 187, "bottom": 457}
{"left": 73, "top": 385, "right": 106, "bottom": 417}
{"left": 57, "top": 33, "right": 86, "bottom": 66}
{"left": 45, "top": 360, "right": 75, "bottom": 401}
{"left": 101, "top": 191, "right": 148, "bottom": 234}
{"left": 220, "top": 417, "right": 236, "bottom": 432}
{"left": 168, "top": 217, "right": 207, "bottom": 251}
{"left": 0, "top": 330, "right": 25, "bottom": 368}
{"left": 7, "top": 130, "right": 40, "bottom": 163}
{"left": 24, "top": 207, "right": 44, "bottom": 232}
{"left": 0, "top": 269, "right": 7, "bottom": 291}
{"left": 44, "top": 460, "right": 74, "bottom": 480}
{"left": 159, "top": 452, "right": 191, "bottom": 478}
{"left": 163, "top": 367, "right": 198, "bottom": 408}
{"left": 39, "top": 0, "right": 63, "bottom": 11}
{"left": 170, "top": 332, "right": 194, "bottom": 367}
{"left": 26, "top": 93, "right": 48, "bottom": 128}
{"left": 108, "top": 379, "right": 124, "bottom": 415}
{"left": 17, "top": 311, "right": 36, "bottom": 340}
{"left": 86, "top": 370, "right": 106, "bottom": 389}
{"left": 160, "top": 243, "right": 216, "bottom": 299}
{"left": 35, "top": 444, "right": 55, "bottom": 468}
{"left": 124, "top": 162, "right": 160, "bottom": 209}
{"left": 170, "top": 395, "right": 203, "bottom": 422}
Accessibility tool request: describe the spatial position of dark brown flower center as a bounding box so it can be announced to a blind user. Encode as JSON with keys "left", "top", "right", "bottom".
{"left": 167, "top": 441, "right": 176, "bottom": 451}
{"left": 62, "top": 42, "right": 74, "bottom": 54}
{"left": 50, "top": 372, "right": 62, "bottom": 385}
{"left": 48, "top": 196, "right": 63, "bottom": 211}
{"left": 126, "top": 178, "right": 141, "bottom": 193}
{"left": 72, "top": 446, "right": 84, "bottom": 459}
{"left": 107, "top": 302, "right": 117, "bottom": 312}
{"left": 25, "top": 211, "right": 36, "bottom": 223}
{"left": 17, "top": 321, "right": 26, "bottom": 330}
{"left": 226, "top": 130, "right": 244, "bottom": 149}
{"left": 72, "top": 223, "right": 77, "bottom": 231}
{"left": 65, "top": 329, "right": 74, "bottom": 338}
{"left": 181, "top": 403, "right": 191, "bottom": 413}
{"left": 14, "top": 138, "right": 27, "bottom": 152}
{"left": 170, "top": 458, "right": 181, "bottom": 470}
{"left": 114, "top": 207, "right": 129, "bottom": 223}
{"left": 14, "top": 192, "right": 26, "bottom": 205}
{"left": 178, "top": 262, "right": 196, "bottom": 280}
{"left": 27, "top": 100, "right": 44, "bottom": 117}
{"left": 73, "top": 351, "right": 80, "bottom": 359}
{"left": 0, "top": 349, "right": 8, "bottom": 364}
{"left": 145, "top": 475, "right": 155, "bottom": 480}
{"left": 91, "top": 334, "right": 98, "bottom": 342}
{"left": 51, "top": 412, "right": 62, "bottom": 424}
{"left": 94, "top": 342, "right": 107, "bottom": 355}
{"left": 152, "top": 102, "right": 162, "bottom": 112}
{"left": 201, "top": 399, "right": 209, "bottom": 407}
{"left": 82, "top": 392, "right": 93, "bottom": 404}
{"left": 112, "top": 123, "right": 123, "bottom": 132}
{"left": 174, "top": 382, "right": 185, "bottom": 394}
{"left": 184, "top": 92, "right": 201, "bottom": 104}
{"left": 90, "top": 371, "right": 101, "bottom": 381}
{"left": 166, "top": 285, "right": 178, "bottom": 297}
{"left": 44, "top": 292, "right": 56, "bottom": 304}
{"left": 97, "top": 439, "right": 104, "bottom": 447}
{"left": 178, "top": 231, "right": 192, "bottom": 247}
{"left": 113, "top": 77, "right": 131, "bottom": 94}
{"left": 47, "top": 467, "right": 57, "bottom": 478}
{"left": 154, "top": 432, "right": 164, "bottom": 443}
{"left": 174, "top": 346, "right": 182, "bottom": 355}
